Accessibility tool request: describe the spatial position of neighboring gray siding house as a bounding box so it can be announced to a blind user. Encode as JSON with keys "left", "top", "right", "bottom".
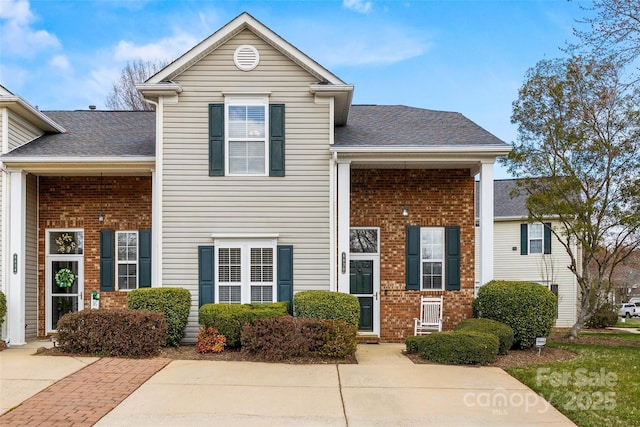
{"left": 475, "top": 179, "right": 578, "bottom": 327}
{"left": 1, "top": 13, "right": 510, "bottom": 344}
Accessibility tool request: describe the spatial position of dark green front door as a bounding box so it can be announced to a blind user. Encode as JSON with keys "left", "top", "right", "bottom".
{"left": 350, "top": 260, "right": 374, "bottom": 331}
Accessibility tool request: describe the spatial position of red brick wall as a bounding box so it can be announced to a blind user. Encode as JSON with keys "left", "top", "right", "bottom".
{"left": 38, "top": 176, "right": 152, "bottom": 337}
{"left": 350, "top": 169, "right": 475, "bottom": 342}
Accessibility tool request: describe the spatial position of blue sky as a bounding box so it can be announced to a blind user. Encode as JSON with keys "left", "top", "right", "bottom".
{"left": 0, "top": 0, "right": 592, "bottom": 178}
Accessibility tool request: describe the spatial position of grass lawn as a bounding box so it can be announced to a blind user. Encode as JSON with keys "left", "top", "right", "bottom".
{"left": 506, "top": 331, "right": 640, "bottom": 427}
{"left": 614, "top": 317, "right": 640, "bottom": 328}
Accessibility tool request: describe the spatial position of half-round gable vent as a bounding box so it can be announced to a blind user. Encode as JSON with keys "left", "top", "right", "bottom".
{"left": 234, "top": 45, "right": 260, "bottom": 71}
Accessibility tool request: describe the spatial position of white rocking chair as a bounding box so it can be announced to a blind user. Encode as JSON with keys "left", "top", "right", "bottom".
{"left": 414, "top": 296, "right": 443, "bottom": 335}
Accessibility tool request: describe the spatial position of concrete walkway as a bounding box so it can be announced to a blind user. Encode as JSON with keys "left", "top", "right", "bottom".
{"left": 0, "top": 342, "right": 576, "bottom": 426}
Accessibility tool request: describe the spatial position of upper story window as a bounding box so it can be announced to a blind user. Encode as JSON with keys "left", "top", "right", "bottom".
{"left": 528, "top": 223, "right": 543, "bottom": 254}
{"left": 116, "top": 231, "right": 138, "bottom": 290}
{"left": 421, "top": 227, "right": 444, "bottom": 290}
{"left": 521, "top": 222, "right": 552, "bottom": 255}
{"left": 226, "top": 97, "right": 268, "bottom": 175}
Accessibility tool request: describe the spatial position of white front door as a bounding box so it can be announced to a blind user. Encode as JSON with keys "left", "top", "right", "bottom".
{"left": 46, "top": 230, "right": 84, "bottom": 332}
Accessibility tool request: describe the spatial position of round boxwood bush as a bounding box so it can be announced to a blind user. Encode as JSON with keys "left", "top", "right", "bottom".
{"left": 294, "top": 290, "right": 360, "bottom": 327}
{"left": 454, "top": 318, "right": 514, "bottom": 355}
{"left": 472, "top": 280, "right": 557, "bottom": 349}
{"left": 0, "top": 291, "right": 6, "bottom": 329}
{"left": 127, "top": 287, "right": 191, "bottom": 347}
{"left": 418, "top": 331, "right": 499, "bottom": 365}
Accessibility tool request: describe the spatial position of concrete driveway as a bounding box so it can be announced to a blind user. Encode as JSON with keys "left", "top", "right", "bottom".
{"left": 1, "top": 342, "right": 575, "bottom": 426}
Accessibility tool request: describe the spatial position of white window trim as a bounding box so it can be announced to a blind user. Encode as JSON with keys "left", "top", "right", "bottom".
{"left": 214, "top": 238, "right": 278, "bottom": 304}
{"left": 420, "top": 227, "right": 445, "bottom": 291}
{"left": 224, "top": 96, "right": 269, "bottom": 177}
{"left": 528, "top": 223, "right": 544, "bottom": 254}
{"left": 116, "top": 230, "right": 139, "bottom": 291}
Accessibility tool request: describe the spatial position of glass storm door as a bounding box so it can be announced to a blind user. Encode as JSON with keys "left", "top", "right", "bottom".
{"left": 46, "top": 230, "right": 84, "bottom": 332}
{"left": 349, "top": 228, "right": 380, "bottom": 335}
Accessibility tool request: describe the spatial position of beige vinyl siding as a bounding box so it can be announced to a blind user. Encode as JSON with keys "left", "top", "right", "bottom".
{"left": 25, "top": 174, "right": 38, "bottom": 338}
{"left": 8, "top": 112, "right": 43, "bottom": 151}
{"left": 475, "top": 220, "right": 577, "bottom": 327}
{"left": 161, "top": 30, "right": 332, "bottom": 337}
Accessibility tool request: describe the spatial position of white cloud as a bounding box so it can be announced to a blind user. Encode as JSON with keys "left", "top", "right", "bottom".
{"left": 343, "top": 0, "right": 372, "bottom": 14}
{"left": 114, "top": 31, "right": 199, "bottom": 63}
{"left": 310, "top": 25, "right": 430, "bottom": 67}
{"left": 0, "top": 0, "right": 60, "bottom": 56}
{"left": 50, "top": 55, "right": 71, "bottom": 71}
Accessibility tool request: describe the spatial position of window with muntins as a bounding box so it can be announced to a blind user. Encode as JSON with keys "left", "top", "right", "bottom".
{"left": 226, "top": 98, "right": 268, "bottom": 175}
{"left": 529, "top": 223, "right": 543, "bottom": 254}
{"left": 216, "top": 243, "right": 276, "bottom": 304}
{"left": 421, "top": 227, "right": 444, "bottom": 290}
{"left": 116, "top": 231, "right": 138, "bottom": 290}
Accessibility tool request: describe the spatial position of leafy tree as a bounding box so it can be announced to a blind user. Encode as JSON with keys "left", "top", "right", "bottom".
{"left": 504, "top": 55, "right": 640, "bottom": 338}
{"left": 105, "top": 60, "right": 167, "bottom": 111}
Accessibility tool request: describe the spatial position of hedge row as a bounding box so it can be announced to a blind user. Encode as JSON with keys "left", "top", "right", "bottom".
{"left": 454, "top": 318, "right": 514, "bottom": 355}
{"left": 406, "top": 331, "right": 499, "bottom": 365}
{"left": 240, "top": 316, "right": 357, "bottom": 361}
{"left": 56, "top": 309, "right": 167, "bottom": 357}
{"left": 199, "top": 302, "right": 289, "bottom": 348}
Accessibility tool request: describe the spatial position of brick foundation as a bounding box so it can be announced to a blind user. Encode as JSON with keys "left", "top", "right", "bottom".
{"left": 38, "top": 176, "right": 151, "bottom": 337}
{"left": 350, "top": 169, "right": 475, "bottom": 342}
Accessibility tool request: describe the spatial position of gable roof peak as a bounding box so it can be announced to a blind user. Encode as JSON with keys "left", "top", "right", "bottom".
{"left": 147, "top": 12, "right": 346, "bottom": 86}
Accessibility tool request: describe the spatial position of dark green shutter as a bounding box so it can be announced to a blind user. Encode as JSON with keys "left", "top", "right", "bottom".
{"left": 209, "top": 104, "right": 224, "bottom": 176}
{"left": 520, "top": 224, "right": 528, "bottom": 255}
{"left": 277, "top": 245, "right": 293, "bottom": 313}
{"left": 198, "top": 246, "right": 215, "bottom": 306}
{"left": 100, "top": 229, "right": 115, "bottom": 292}
{"left": 405, "top": 226, "right": 420, "bottom": 290}
{"left": 445, "top": 226, "right": 461, "bottom": 291}
{"left": 138, "top": 229, "right": 152, "bottom": 288}
{"left": 544, "top": 222, "right": 552, "bottom": 254}
{"left": 269, "top": 104, "right": 285, "bottom": 177}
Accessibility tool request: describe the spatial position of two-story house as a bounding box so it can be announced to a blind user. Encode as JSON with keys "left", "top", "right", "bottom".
{"left": 1, "top": 13, "right": 510, "bottom": 345}
{"left": 475, "top": 179, "right": 579, "bottom": 327}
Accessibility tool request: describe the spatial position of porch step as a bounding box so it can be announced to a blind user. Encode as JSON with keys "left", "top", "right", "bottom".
{"left": 357, "top": 334, "right": 380, "bottom": 344}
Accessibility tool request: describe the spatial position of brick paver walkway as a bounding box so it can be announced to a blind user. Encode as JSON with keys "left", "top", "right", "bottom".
{"left": 0, "top": 357, "right": 170, "bottom": 426}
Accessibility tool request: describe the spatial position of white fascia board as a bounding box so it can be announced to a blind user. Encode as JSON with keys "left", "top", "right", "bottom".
{"left": 2, "top": 157, "right": 155, "bottom": 174}
{"left": 330, "top": 145, "right": 512, "bottom": 156}
{"left": 494, "top": 215, "right": 561, "bottom": 222}
{"left": 147, "top": 13, "right": 346, "bottom": 86}
{"left": 0, "top": 96, "right": 65, "bottom": 133}
{"left": 135, "top": 83, "right": 183, "bottom": 102}
{"left": 309, "top": 84, "right": 354, "bottom": 126}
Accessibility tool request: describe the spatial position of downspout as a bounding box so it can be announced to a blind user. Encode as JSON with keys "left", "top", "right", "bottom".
{"left": 330, "top": 152, "right": 337, "bottom": 291}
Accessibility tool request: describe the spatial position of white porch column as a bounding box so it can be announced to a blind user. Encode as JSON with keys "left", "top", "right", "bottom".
{"left": 8, "top": 170, "right": 26, "bottom": 345}
{"left": 337, "top": 161, "right": 351, "bottom": 294}
{"left": 479, "top": 162, "right": 494, "bottom": 287}
{"left": 151, "top": 169, "right": 162, "bottom": 287}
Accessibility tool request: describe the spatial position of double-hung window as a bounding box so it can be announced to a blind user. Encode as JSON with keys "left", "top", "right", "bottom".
{"left": 420, "top": 227, "right": 444, "bottom": 290}
{"left": 116, "top": 231, "right": 138, "bottom": 290}
{"left": 226, "top": 97, "right": 268, "bottom": 175}
{"left": 528, "top": 223, "right": 543, "bottom": 254}
{"left": 216, "top": 241, "right": 276, "bottom": 304}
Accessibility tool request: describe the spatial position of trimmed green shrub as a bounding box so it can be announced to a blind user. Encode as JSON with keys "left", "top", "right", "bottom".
{"left": 294, "top": 290, "right": 360, "bottom": 327}
{"left": 240, "top": 315, "right": 357, "bottom": 361}
{"left": 318, "top": 319, "right": 358, "bottom": 358}
{"left": 585, "top": 303, "right": 618, "bottom": 329}
{"left": 472, "top": 280, "right": 557, "bottom": 349}
{"left": 198, "top": 302, "right": 288, "bottom": 348}
{"left": 0, "top": 291, "right": 6, "bottom": 329}
{"left": 454, "top": 318, "right": 514, "bottom": 355}
{"left": 56, "top": 309, "right": 167, "bottom": 357}
{"left": 127, "top": 287, "right": 191, "bottom": 347}
{"left": 405, "top": 335, "right": 427, "bottom": 354}
{"left": 418, "top": 331, "right": 499, "bottom": 365}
